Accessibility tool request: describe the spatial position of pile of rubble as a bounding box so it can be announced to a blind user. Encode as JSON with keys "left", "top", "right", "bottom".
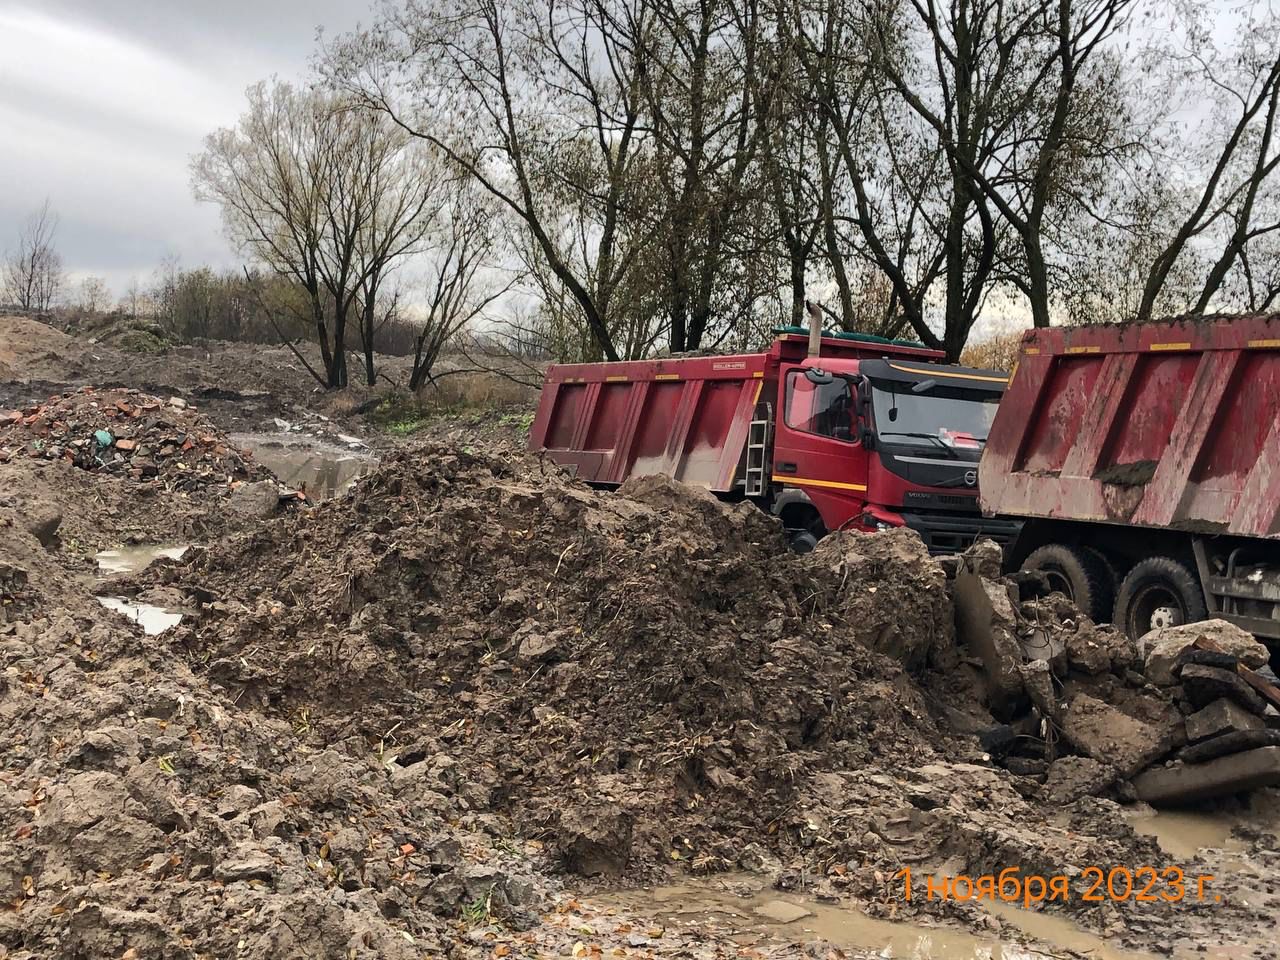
{"left": 6, "top": 439, "right": 1278, "bottom": 957}
{"left": 0, "top": 387, "right": 274, "bottom": 492}
{"left": 950, "top": 545, "right": 1280, "bottom": 806}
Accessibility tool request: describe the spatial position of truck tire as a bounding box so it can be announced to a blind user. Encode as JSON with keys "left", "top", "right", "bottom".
{"left": 1022, "top": 544, "right": 1115, "bottom": 623}
{"left": 1113, "top": 556, "right": 1208, "bottom": 641}
{"left": 787, "top": 529, "right": 820, "bottom": 553}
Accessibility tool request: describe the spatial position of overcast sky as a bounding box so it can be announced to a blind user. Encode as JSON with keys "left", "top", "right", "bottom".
{"left": 0, "top": 0, "right": 372, "bottom": 297}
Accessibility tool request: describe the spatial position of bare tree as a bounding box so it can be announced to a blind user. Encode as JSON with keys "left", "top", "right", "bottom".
{"left": 77, "top": 275, "right": 111, "bottom": 314}
{"left": 870, "top": 0, "right": 1138, "bottom": 333}
{"left": 193, "top": 81, "right": 435, "bottom": 387}
{"left": 3, "top": 200, "right": 64, "bottom": 312}
{"left": 1135, "top": 5, "right": 1280, "bottom": 320}
{"left": 628, "top": 0, "right": 772, "bottom": 351}
{"left": 408, "top": 179, "right": 512, "bottom": 390}
{"left": 326, "top": 0, "right": 675, "bottom": 362}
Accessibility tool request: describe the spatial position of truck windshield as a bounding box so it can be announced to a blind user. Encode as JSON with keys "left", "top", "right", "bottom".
{"left": 870, "top": 380, "right": 1000, "bottom": 451}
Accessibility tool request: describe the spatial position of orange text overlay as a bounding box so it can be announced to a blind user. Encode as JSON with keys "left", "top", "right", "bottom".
{"left": 895, "top": 866, "right": 1218, "bottom": 906}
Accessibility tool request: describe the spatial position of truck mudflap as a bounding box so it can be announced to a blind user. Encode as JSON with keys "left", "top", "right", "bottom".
{"left": 900, "top": 511, "right": 1022, "bottom": 555}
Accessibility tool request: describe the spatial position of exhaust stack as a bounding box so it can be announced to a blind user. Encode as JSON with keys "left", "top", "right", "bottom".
{"left": 805, "top": 301, "right": 823, "bottom": 358}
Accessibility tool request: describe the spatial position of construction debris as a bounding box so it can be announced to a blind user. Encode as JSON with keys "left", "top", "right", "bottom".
{"left": 1186, "top": 698, "right": 1266, "bottom": 742}
{"left": 1141, "top": 619, "right": 1271, "bottom": 685}
{"left": 1133, "top": 746, "right": 1280, "bottom": 805}
{"left": 2, "top": 425, "right": 1278, "bottom": 957}
{"left": 0, "top": 387, "right": 274, "bottom": 492}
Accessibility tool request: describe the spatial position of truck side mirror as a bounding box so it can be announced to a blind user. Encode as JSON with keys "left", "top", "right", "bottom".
{"left": 804, "top": 367, "right": 834, "bottom": 385}
{"left": 855, "top": 379, "right": 874, "bottom": 449}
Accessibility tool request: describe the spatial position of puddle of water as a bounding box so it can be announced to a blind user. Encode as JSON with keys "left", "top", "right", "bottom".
{"left": 594, "top": 876, "right": 1156, "bottom": 960}
{"left": 233, "top": 433, "right": 374, "bottom": 499}
{"left": 1128, "top": 810, "right": 1246, "bottom": 861}
{"left": 96, "top": 544, "right": 188, "bottom": 577}
{"left": 97, "top": 597, "right": 183, "bottom": 634}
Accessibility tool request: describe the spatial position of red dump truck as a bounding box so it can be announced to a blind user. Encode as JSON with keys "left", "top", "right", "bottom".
{"left": 529, "top": 328, "right": 1019, "bottom": 553}
{"left": 980, "top": 316, "right": 1280, "bottom": 651}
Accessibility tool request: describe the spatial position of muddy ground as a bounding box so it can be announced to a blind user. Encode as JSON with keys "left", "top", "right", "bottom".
{"left": 2, "top": 315, "right": 1279, "bottom": 960}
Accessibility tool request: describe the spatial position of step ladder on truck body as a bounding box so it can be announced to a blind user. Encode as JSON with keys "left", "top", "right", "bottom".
{"left": 744, "top": 401, "right": 773, "bottom": 498}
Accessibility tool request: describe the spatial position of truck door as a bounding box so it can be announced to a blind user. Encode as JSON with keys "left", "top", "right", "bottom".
{"left": 771, "top": 366, "right": 870, "bottom": 532}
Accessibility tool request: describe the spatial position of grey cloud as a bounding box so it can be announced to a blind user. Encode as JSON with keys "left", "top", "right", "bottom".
{"left": 0, "top": 0, "right": 372, "bottom": 295}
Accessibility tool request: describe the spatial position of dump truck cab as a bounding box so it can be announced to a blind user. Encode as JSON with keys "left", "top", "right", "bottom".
{"left": 530, "top": 328, "right": 1020, "bottom": 554}
{"left": 769, "top": 347, "right": 1016, "bottom": 552}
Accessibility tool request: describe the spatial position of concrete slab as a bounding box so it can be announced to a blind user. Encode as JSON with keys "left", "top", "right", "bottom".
{"left": 1060, "top": 694, "right": 1178, "bottom": 778}
{"left": 1179, "top": 663, "right": 1267, "bottom": 716}
{"left": 1133, "top": 746, "right": 1280, "bottom": 806}
{"left": 1185, "top": 698, "right": 1264, "bottom": 743}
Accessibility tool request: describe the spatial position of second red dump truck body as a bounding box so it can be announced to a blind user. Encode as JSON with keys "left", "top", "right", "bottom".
{"left": 981, "top": 315, "right": 1280, "bottom": 648}
{"left": 531, "top": 330, "right": 1018, "bottom": 553}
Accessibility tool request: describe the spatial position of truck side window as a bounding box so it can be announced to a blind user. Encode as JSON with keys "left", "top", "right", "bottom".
{"left": 785, "top": 371, "right": 855, "bottom": 442}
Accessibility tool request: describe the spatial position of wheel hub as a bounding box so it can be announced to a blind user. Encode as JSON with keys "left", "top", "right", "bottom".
{"left": 1149, "top": 605, "right": 1183, "bottom": 630}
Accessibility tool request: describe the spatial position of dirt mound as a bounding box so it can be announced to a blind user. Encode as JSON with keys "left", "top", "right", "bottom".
{"left": 1, "top": 387, "right": 273, "bottom": 493}
{"left": 130, "top": 446, "right": 1259, "bottom": 935}
{"left": 5, "top": 430, "right": 1277, "bottom": 956}
{"left": 0, "top": 608, "right": 561, "bottom": 959}
{"left": 135, "top": 446, "right": 955, "bottom": 875}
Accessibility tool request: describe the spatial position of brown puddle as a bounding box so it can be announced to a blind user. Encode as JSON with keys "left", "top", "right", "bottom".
{"left": 591, "top": 874, "right": 1157, "bottom": 960}
{"left": 95, "top": 544, "right": 189, "bottom": 576}
{"left": 232, "top": 433, "right": 374, "bottom": 499}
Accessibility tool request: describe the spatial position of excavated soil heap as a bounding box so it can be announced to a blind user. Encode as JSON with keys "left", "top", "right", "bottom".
{"left": 8, "top": 442, "right": 1272, "bottom": 957}
{"left": 151, "top": 445, "right": 955, "bottom": 877}
{"left": 1, "top": 487, "right": 565, "bottom": 960}
{"left": 140, "top": 444, "right": 1271, "bottom": 954}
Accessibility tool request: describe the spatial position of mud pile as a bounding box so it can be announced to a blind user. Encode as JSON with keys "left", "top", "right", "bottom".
{"left": 0, "top": 387, "right": 273, "bottom": 492}
{"left": 127, "top": 443, "right": 1275, "bottom": 952}
{"left": 0, "top": 508, "right": 565, "bottom": 959}
{"left": 141, "top": 446, "right": 951, "bottom": 875}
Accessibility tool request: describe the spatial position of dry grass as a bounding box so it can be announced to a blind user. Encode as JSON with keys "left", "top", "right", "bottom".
{"left": 960, "top": 330, "right": 1024, "bottom": 372}
{"left": 424, "top": 372, "right": 536, "bottom": 411}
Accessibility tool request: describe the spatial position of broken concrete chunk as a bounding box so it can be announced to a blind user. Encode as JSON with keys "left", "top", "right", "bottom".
{"left": 1134, "top": 746, "right": 1280, "bottom": 806}
{"left": 962, "top": 538, "right": 1005, "bottom": 580}
{"left": 1018, "top": 659, "right": 1058, "bottom": 721}
{"left": 1177, "top": 729, "right": 1280, "bottom": 764}
{"left": 1041, "top": 756, "right": 1118, "bottom": 804}
{"left": 1059, "top": 694, "right": 1177, "bottom": 778}
{"left": 953, "top": 563, "right": 1024, "bottom": 708}
{"left": 1142, "top": 620, "right": 1270, "bottom": 685}
{"left": 1179, "top": 664, "right": 1267, "bottom": 716}
{"left": 1186, "top": 698, "right": 1265, "bottom": 743}
{"left": 1065, "top": 625, "right": 1112, "bottom": 675}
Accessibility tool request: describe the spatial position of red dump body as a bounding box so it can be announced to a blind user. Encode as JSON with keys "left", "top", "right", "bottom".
{"left": 980, "top": 316, "right": 1280, "bottom": 538}
{"left": 529, "top": 333, "right": 941, "bottom": 491}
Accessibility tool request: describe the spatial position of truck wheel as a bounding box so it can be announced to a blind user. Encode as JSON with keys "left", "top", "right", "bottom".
{"left": 1113, "top": 556, "right": 1208, "bottom": 641}
{"left": 787, "top": 529, "right": 820, "bottom": 553}
{"left": 1022, "top": 544, "right": 1115, "bottom": 623}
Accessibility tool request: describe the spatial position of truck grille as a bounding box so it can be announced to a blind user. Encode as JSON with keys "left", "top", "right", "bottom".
{"left": 900, "top": 511, "right": 1022, "bottom": 556}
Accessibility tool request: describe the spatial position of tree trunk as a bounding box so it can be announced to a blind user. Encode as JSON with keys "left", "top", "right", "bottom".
{"left": 363, "top": 299, "right": 377, "bottom": 387}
